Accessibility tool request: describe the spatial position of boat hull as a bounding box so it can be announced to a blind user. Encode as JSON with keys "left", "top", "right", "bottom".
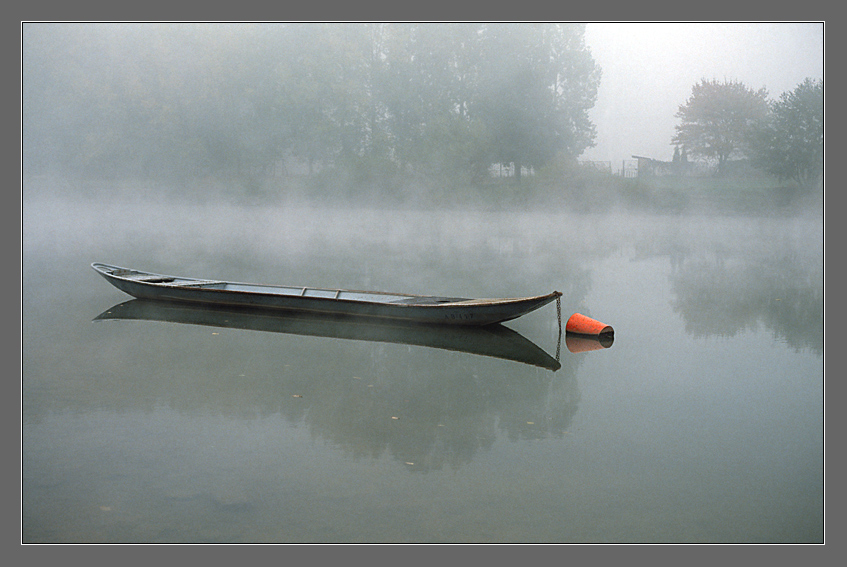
{"left": 92, "top": 263, "right": 562, "bottom": 327}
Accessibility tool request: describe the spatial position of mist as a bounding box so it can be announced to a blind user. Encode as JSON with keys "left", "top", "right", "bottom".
{"left": 582, "top": 22, "right": 824, "bottom": 168}
{"left": 21, "top": 22, "right": 824, "bottom": 544}
{"left": 22, "top": 22, "right": 825, "bottom": 217}
{"left": 22, "top": 23, "right": 593, "bottom": 203}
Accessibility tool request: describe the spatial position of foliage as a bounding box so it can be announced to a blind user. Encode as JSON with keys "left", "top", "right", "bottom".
{"left": 474, "top": 24, "right": 600, "bottom": 180}
{"left": 749, "top": 78, "right": 823, "bottom": 190}
{"left": 22, "top": 23, "right": 600, "bottom": 191}
{"left": 672, "top": 79, "right": 769, "bottom": 174}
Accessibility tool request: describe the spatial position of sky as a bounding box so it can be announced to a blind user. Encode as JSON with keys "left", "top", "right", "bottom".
{"left": 580, "top": 22, "right": 824, "bottom": 168}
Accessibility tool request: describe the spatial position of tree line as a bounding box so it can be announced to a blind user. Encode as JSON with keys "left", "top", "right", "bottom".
{"left": 22, "top": 23, "right": 601, "bottom": 189}
{"left": 672, "top": 77, "right": 823, "bottom": 190}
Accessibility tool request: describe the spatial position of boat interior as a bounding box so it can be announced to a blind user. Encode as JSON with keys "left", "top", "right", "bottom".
{"left": 101, "top": 265, "right": 466, "bottom": 305}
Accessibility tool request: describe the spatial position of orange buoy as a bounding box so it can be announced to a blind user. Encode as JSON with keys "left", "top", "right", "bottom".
{"left": 566, "top": 313, "right": 614, "bottom": 337}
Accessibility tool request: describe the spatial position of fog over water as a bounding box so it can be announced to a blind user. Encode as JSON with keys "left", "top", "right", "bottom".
{"left": 21, "top": 22, "right": 824, "bottom": 543}
{"left": 22, "top": 187, "right": 823, "bottom": 542}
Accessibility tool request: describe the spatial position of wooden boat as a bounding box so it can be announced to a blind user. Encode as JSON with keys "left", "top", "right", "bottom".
{"left": 92, "top": 263, "right": 562, "bottom": 327}
{"left": 95, "top": 299, "right": 562, "bottom": 371}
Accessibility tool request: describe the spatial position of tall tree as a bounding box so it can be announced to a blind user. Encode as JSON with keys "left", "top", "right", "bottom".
{"left": 673, "top": 79, "right": 769, "bottom": 175}
{"left": 750, "top": 78, "right": 823, "bottom": 190}
{"left": 278, "top": 24, "right": 348, "bottom": 175}
{"left": 380, "top": 23, "right": 485, "bottom": 178}
{"left": 475, "top": 23, "right": 600, "bottom": 181}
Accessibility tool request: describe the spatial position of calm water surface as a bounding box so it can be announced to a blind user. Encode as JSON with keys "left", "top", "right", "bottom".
{"left": 21, "top": 191, "right": 823, "bottom": 543}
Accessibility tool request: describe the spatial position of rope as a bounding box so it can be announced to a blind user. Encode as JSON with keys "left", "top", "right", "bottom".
{"left": 555, "top": 296, "right": 562, "bottom": 362}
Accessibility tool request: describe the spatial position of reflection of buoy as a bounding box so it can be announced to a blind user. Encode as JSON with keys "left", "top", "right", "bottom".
{"left": 566, "top": 313, "right": 614, "bottom": 337}
{"left": 566, "top": 332, "right": 614, "bottom": 353}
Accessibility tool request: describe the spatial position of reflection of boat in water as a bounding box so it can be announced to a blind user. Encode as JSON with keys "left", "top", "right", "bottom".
{"left": 92, "top": 263, "right": 562, "bottom": 327}
{"left": 94, "top": 300, "right": 563, "bottom": 371}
